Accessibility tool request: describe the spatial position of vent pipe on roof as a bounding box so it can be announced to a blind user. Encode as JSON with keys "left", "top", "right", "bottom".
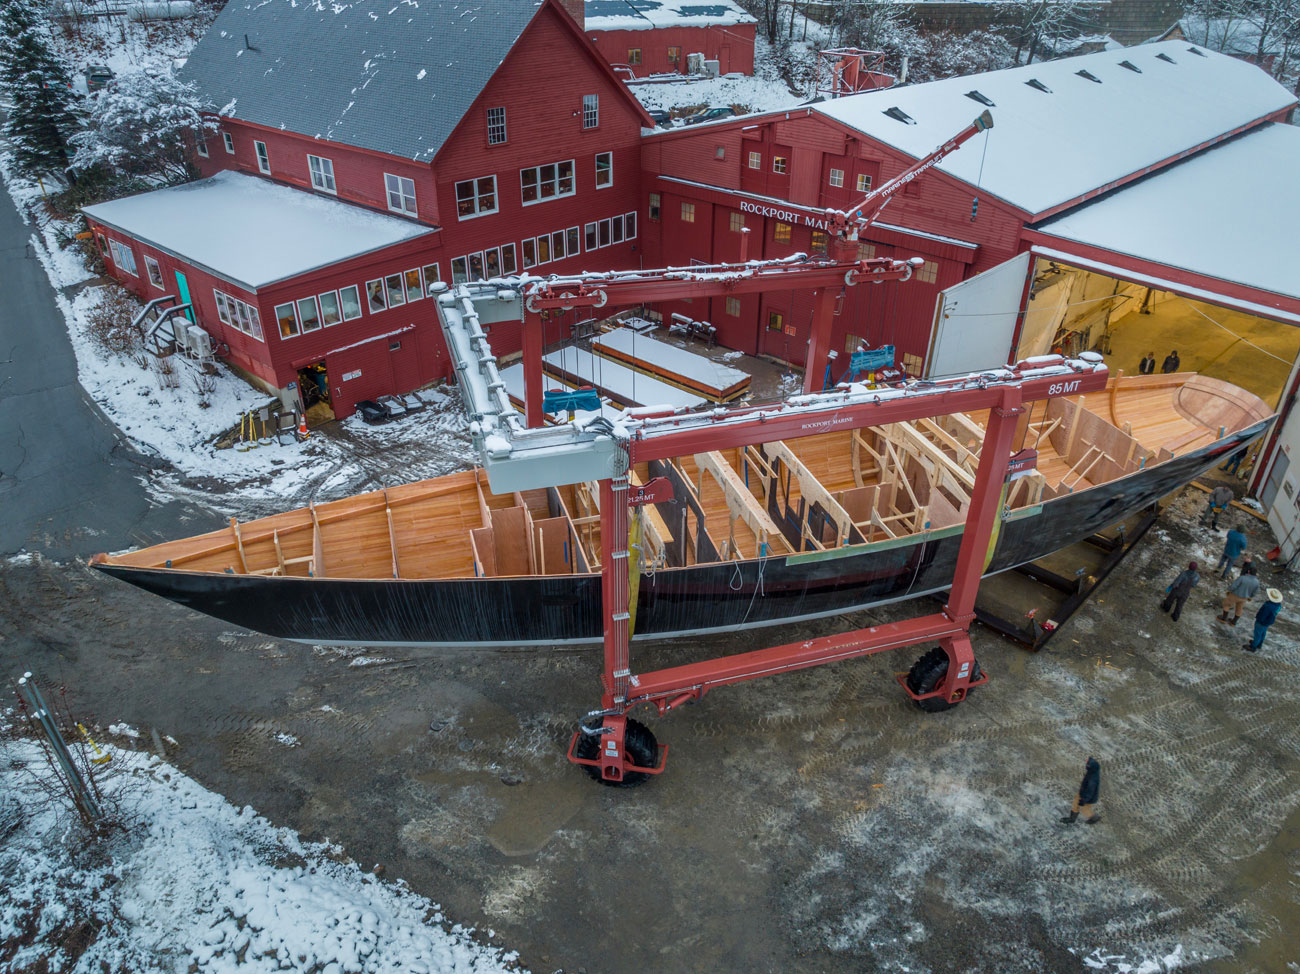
{"left": 900, "top": 55, "right": 909, "bottom": 84}
{"left": 244, "top": 33, "right": 258, "bottom": 52}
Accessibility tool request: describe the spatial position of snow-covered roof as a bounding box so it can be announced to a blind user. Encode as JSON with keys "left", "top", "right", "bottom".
{"left": 1031, "top": 122, "right": 1300, "bottom": 305}
{"left": 177, "top": 0, "right": 545, "bottom": 162}
{"left": 83, "top": 171, "right": 435, "bottom": 291}
{"left": 812, "top": 41, "right": 1296, "bottom": 218}
{"left": 585, "top": 0, "right": 754, "bottom": 31}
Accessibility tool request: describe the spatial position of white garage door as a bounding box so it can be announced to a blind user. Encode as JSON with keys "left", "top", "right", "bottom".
{"left": 925, "top": 252, "right": 1031, "bottom": 378}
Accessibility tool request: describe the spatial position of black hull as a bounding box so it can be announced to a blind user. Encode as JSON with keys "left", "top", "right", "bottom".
{"left": 94, "top": 424, "right": 1263, "bottom": 646}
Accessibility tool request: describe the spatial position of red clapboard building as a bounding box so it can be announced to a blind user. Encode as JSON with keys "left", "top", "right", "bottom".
{"left": 583, "top": 0, "right": 757, "bottom": 77}
{"left": 84, "top": 0, "right": 651, "bottom": 419}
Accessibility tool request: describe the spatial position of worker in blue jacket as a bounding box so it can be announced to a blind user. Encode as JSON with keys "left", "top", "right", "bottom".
{"left": 1245, "top": 589, "right": 1283, "bottom": 651}
{"left": 1061, "top": 756, "right": 1101, "bottom": 824}
{"left": 1215, "top": 526, "right": 1248, "bottom": 579}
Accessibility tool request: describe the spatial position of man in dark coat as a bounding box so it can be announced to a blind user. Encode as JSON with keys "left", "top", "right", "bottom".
{"left": 1244, "top": 589, "right": 1283, "bottom": 651}
{"left": 1061, "top": 756, "right": 1101, "bottom": 824}
{"left": 1161, "top": 561, "right": 1199, "bottom": 621}
{"left": 1216, "top": 526, "right": 1248, "bottom": 578}
{"left": 1161, "top": 349, "right": 1181, "bottom": 373}
{"left": 1138, "top": 351, "right": 1156, "bottom": 375}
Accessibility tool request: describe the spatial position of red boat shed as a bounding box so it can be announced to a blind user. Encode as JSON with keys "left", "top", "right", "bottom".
{"left": 87, "top": 0, "right": 652, "bottom": 418}
{"left": 583, "top": 0, "right": 756, "bottom": 77}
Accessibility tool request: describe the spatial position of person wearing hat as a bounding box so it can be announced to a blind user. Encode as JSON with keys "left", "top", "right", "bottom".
{"left": 1161, "top": 561, "right": 1200, "bottom": 621}
{"left": 1245, "top": 589, "right": 1284, "bottom": 651}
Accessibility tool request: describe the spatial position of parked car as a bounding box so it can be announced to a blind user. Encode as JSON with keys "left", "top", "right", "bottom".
{"left": 84, "top": 64, "right": 114, "bottom": 93}
{"left": 354, "top": 400, "right": 391, "bottom": 425}
{"left": 682, "top": 106, "right": 737, "bottom": 125}
{"left": 646, "top": 108, "right": 672, "bottom": 128}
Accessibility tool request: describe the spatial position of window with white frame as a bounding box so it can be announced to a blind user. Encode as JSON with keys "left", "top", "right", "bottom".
{"left": 451, "top": 256, "right": 470, "bottom": 284}
{"left": 611, "top": 214, "right": 624, "bottom": 244}
{"left": 297, "top": 296, "right": 322, "bottom": 332}
{"left": 625, "top": 210, "right": 636, "bottom": 239}
{"left": 520, "top": 161, "right": 574, "bottom": 204}
{"left": 384, "top": 273, "right": 407, "bottom": 307}
{"left": 747, "top": 150, "right": 762, "bottom": 169}
{"left": 499, "top": 244, "right": 517, "bottom": 275}
{"left": 595, "top": 152, "right": 612, "bottom": 188}
{"left": 582, "top": 94, "right": 598, "bottom": 129}
{"left": 521, "top": 240, "right": 537, "bottom": 270}
{"left": 536, "top": 234, "right": 551, "bottom": 264}
{"left": 339, "top": 284, "right": 363, "bottom": 320}
{"left": 222, "top": 132, "right": 234, "bottom": 154}
{"left": 856, "top": 173, "right": 872, "bottom": 192}
{"left": 254, "top": 140, "right": 270, "bottom": 174}
{"left": 468, "top": 253, "right": 486, "bottom": 279}
{"left": 829, "top": 168, "right": 844, "bottom": 187}
{"left": 455, "top": 175, "right": 497, "bottom": 217}
{"left": 274, "top": 302, "right": 300, "bottom": 338}
{"left": 566, "top": 226, "right": 580, "bottom": 255}
{"left": 486, "top": 106, "right": 507, "bottom": 145}
{"left": 772, "top": 156, "right": 788, "bottom": 174}
{"left": 215, "top": 289, "right": 265, "bottom": 340}
{"left": 108, "top": 239, "right": 138, "bottom": 276}
{"left": 420, "top": 264, "right": 441, "bottom": 293}
{"left": 308, "top": 154, "right": 336, "bottom": 193}
{"left": 144, "top": 255, "right": 164, "bottom": 289}
{"left": 582, "top": 224, "right": 596, "bottom": 252}
{"left": 402, "top": 268, "right": 422, "bottom": 301}
{"left": 365, "top": 279, "right": 387, "bottom": 313}
{"left": 385, "top": 173, "right": 417, "bottom": 215}
{"left": 196, "top": 134, "right": 209, "bottom": 158}
{"left": 318, "top": 290, "right": 343, "bottom": 326}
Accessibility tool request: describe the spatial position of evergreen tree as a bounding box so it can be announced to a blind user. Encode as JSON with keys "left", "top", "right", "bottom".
{"left": 0, "top": 0, "right": 80, "bottom": 176}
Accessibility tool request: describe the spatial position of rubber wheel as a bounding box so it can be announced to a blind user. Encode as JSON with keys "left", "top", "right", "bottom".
{"left": 905, "top": 647, "right": 982, "bottom": 713}
{"left": 573, "top": 718, "right": 658, "bottom": 788}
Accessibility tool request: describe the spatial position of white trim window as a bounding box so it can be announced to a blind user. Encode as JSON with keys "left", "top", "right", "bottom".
{"left": 582, "top": 94, "right": 598, "bottom": 129}
{"left": 107, "top": 239, "right": 138, "bottom": 276}
{"left": 308, "top": 154, "right": 337, "bottom": 193}
{"left": 214, "top": 291, "right": 231, "bottom": 324}
{"left": 625, "top": 210, "right": 637, "bottom": 240}
{"left": 222, "top": 131, "right": 234, "bottom": 154}
{"left": 486, "top": 106, "right": 507, "bottom": 145}
{"left": 317, "top": 290, "right": 343, "bottom": 326}
{"left": 254, "top": 140, "right": 270, "bottom": 174}
{"left": 196, "top": 134, "right": 209, "bottom": 158}
{"left": 520, "top": 161, "right": 574, "bottom": 205}
{"left": 499, "top": 245, "right": 517, "bottom": 276}
{"left": 856, "top": 173, "right": 872, "bottom": 192}
{"left": 772, "top": 156, "right": 788, "bottom": 174}
{"left": 385, "top": 173, "right": 417, "bottom": 216}
{"left": 521, "top": 240, "right": 536, "bottom": 270}
{"left": 403, "top": 267, "right": 423, "bottom": 302}
{"left": 297, "top": 295, "right": 322, "bottom": 332}
{"left": 214, "top": 289, "right": 265, "bottom": 340}
{"left": 274, "top": 302, "right": 300, "bottom": 338}
{"left": 365, "top": 279, "right": 387, "bottom": 313}
{"left": 595, "top": 151, "right": 612, "bottom": 189}
{"left": 455, "top": 175, "right": 497, "bottom": 218}
{"left": 420, "top": 264, "right": 441, "bottom": 293}
{"left": 829, "top": 168, "right": 844, "bottom": 188}
{"left": 339, "top": 284, "right": 363, "bottom": 320}
{"left": 384, "top": 273, "right": 407, "bottom": 308}
{"left": 747, "top": 150, "right": 761, "bottom": 169}
{"left": 144, "top": 255, "right": 164, "bottom": 289}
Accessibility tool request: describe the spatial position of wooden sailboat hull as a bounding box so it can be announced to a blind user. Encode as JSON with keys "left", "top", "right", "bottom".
{"left": 92, "top": 421, "right": 1265, "bottom": 647}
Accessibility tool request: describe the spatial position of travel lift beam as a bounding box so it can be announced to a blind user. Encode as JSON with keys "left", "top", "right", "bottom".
{"left": 521, "top": 109, "right": 994, "bottom": 426}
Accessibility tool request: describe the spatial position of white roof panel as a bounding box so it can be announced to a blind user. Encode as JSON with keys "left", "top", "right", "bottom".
{"left": 83, "top": 171, "right": 435, "bottom": 291}
{"left": 584, "top": 0, "right": 754, "bottom": 31}
{"left": 1033, "top": 122, "right": 1300, "bottom": 304}
{"left": 812, "top": 42, "right": 1296, "bottom": 217}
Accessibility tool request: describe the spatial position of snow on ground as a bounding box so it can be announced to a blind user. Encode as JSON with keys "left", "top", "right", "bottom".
{"left": 52, "top": 14, "right": 209, "bottom": 81}
{"left": 0, "top": 737, "right": 524, "bottom": 973}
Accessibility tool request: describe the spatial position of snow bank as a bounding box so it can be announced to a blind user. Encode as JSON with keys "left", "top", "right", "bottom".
{"left": 0, "top": 739, "right": 524, "bottom": 973}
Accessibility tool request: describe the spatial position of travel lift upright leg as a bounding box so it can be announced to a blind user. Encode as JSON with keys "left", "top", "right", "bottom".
{"left": 568, "top": 387, "right": 1026, "bottom": 785}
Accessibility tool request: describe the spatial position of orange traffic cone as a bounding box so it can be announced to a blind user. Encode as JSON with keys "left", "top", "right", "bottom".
{"left": 297, "top": 412, "right": 309, "bottom": 440}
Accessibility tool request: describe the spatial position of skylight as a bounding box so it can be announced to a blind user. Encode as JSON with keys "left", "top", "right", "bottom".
{"left": 964, "top": 90, "right": 995, "bottom": 107}
{"left": 1025, "top": 78, "right": 1052, "bottom": 93}
{"left": 1156, "top": 52, "right": 1176, "bottom": 63}
{"left": 1119, "top": 60, "right": 1141, "bottom": 73}
{"left": 1188, "top": 46, "right": 1207, "bottom": 57}
{"left": 1076, "top": 70, "right": 1102, "bottom": 83}
{"left": 883, "top": 106, "right": 916, "bottom": 125}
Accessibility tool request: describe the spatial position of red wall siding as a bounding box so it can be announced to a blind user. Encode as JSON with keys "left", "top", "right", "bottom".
{"left": 588, "top": 23, "right": 755, "bottom": 77}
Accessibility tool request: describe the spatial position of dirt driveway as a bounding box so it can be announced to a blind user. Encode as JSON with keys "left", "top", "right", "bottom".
{"left": 2, "top": 488, "right": 1297, "bottom": 973}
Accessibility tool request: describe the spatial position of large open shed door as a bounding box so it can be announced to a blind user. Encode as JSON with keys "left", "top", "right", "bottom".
{"left": 925, "top": 252, "right": 1030, "bottom": 378}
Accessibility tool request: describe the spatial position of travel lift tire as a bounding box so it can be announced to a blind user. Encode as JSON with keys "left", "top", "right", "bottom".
{"left": 905, "top": 646, "right": 982, "bottom": 713}
{"left": 573, "top": 718, "right": 659, "bottom": 787}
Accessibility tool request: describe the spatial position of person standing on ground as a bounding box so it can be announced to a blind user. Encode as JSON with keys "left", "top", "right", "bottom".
{"left": 1202, "top": 484, "right": 1234, "bottom": 530}
{"left": 1139, "top": 351, "right": 1156, "bottom": 375}
{"left": 1061, "top": 756, "right": 1101, "bottom": 824}
{"left": 1161, "top": 561, "right": 1200, "bottom": 621}
{"left": 1216, "top": 526, "right": 1248, "bottom": 579}
{"left": 1245, "top": 589, "right": 1283, "bottom": 651}
{"left": 1220, "top": 562, "right": 1261, "bottom": 626}
{"left": 1162, "top": 349, "right": 1181, "bottom": 373}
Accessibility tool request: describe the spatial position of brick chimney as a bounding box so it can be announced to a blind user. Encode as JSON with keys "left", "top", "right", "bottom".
{"left": 556, "top": 0, "right": 585, "bottom": 30}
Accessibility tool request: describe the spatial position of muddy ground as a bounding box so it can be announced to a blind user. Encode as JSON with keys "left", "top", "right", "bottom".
{"left": 2, "top": 486, "right": 1297, "bottom": 973}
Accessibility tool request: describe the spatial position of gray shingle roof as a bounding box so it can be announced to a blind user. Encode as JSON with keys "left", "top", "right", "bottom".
{"left": 178, "top": 0, "right": 545, "bottom": 162}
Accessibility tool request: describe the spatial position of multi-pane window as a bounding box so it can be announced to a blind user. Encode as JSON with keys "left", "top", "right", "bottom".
{"left": 628, "top": 48, "right": 641, "bottom": 64}
{"left": 215, "top": 290, "right": 264, "bottom": 340}
{"left": 274, "top": 302, "right": 300, "bottom": 338}
{"left": 318, "top": 290, "right": 343, "bottom": 326}
{"left": 667, "top": 46, "right": 680, "bottom": 63}
{"left": 455, "top": 175, "right": 497, "bottom": 217}
{"left": 107, "top": 239, "right": 137, "bottom": 276}
{"left": 648, "top": 192, "right": 660, "bottom": 221}
{"left": 811, "top": 230, "right": 828, "bottom": 255}
{"left": 767, "top": 310, "right": 784, "bottom": 332}
{"left": 340, "top": 284, "right": 363, "bottom": 320}
{"left": 384, "top": 174, "right": 417, "bottom": 215}
{"left": 297, "top": 296, "right": 322, "bottom": 332}
{"left": 520, "top": 161, "right": 574, "bottom": 204}
{"left": 583, "top": 212, "right": 637, "bottom": 252}
{"left": 774, "top": 222, "right": 791, "bottom": 244}
{"left": 729, "top": 211, "right": 744, "bottom": 232}
{"left": 772, "top": 156, "right": 788, "bottom": 174}
{"left": 222, "top": 132, "right": 234, "bottom": 154}
{"left": 595, "top": 152, "right": 612, "bottom": 188}
{"left": 681, "top": 202, "right": 695, "bottom": 223}
{"left": 856, "top": 173, "right": 872, "bottom": 192}
{"left": 726, "top": 296, "right": 741, "bottom": 317}
{"left": 365, "top": 279, "right": 387, "bottom": 313}
{"left": 486, "top": 106, "right": 507, "bottom": 145}
{"left": 582, "top": 94, "right": 599, "bottom": 129}
{"left": 902, "top": 352, "right": 923, "bottom": 375}
{"left": 748, "top": 151, "right": 762, "bottom": 169}
{"left": 254, "top": 140, "right": 270, "bottom": 174}
{"left": 857, "top": 242, "right": 876, "bottom": 261}
{"left": 829, "top": 168, "right": 844, "bottom": 187}
{"left": 144, "top": 255, "right": 164, "bottom": 289}
{"left": 915, "top": 260, "right": 938, "bottom": 283}
{"left": 308, "top": 154, "right": 336, "bottom": 193}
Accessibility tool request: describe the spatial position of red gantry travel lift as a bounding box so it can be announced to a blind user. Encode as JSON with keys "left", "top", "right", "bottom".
{"left": 505, "top": 111, "right": 1108, "bottom": 784}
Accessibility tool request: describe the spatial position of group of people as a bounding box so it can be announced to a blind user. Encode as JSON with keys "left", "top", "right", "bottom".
{"left": 1161, "top": 502, "right": 1286, "bottom": 651}
{"left": 1138, "top": 350, "right": 1181, "bottom": 375}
